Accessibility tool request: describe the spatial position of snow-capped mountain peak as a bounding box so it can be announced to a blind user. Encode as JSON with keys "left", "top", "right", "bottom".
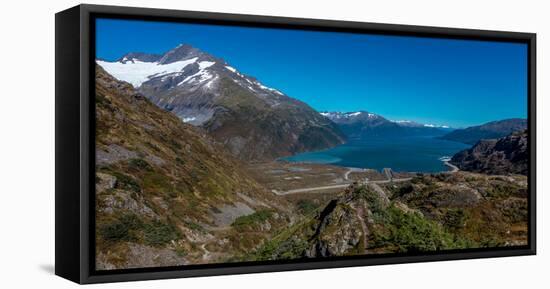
{"left": 158, "top": 43, "right": 202, "bottom": 64}
{"left": 97, "top": 43, "right": 346, "bottom": 160}
{"left": 391, "top": 119, "right": 450, "bottom": 129}
{"left": 97, "top": 43, "right": 292, "bottom": 126}
{"left": 320, "top": 111, "right": 381, "bottom": 121}
{"left": 423, "top": 123, "right": 450, "bottom": 129}
{"left": 97, "top": 44, "right": 286, "bottom": 98}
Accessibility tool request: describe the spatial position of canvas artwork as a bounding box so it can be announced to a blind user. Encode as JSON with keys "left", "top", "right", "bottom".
{"left": 94, "top": 18, "right": 528, "bottom": 270}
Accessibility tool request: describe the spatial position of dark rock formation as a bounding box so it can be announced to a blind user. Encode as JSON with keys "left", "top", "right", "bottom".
{"left": 451, "top": 130, "right": 528, "bottom": 175}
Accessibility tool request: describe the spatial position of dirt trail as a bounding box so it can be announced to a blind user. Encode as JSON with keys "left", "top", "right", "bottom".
{"left": 272, "top": 184, "right": 350, "bottom": 195}
{"left": 200, "top": 243, "right": 211, "bottom": 261}
{"left": 273, "top": 177, "right": 412, "bottom": 196}
{"left": 344, "top": 167, "right": 365, "bottom": 181}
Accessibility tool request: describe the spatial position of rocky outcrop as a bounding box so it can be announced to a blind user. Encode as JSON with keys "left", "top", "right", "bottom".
{"left": 305, "top": 199, "right": 365, "bottom": 257}
{"left": 451, "top": 130, "right": 528, "bottom": 175}
{"left": 427, "top": 185, "right": 482, "bottom": 208}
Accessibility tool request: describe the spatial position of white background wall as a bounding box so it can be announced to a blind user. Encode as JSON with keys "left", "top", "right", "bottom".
{"left": 0, "top": 0, "right": 547, "bottom": 287}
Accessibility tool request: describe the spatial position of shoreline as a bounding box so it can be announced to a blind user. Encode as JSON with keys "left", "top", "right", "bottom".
{"left": 277, "top": 157, "right": 458, "bottom": 176}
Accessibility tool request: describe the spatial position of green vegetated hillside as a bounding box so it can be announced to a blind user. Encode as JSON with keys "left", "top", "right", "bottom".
{"left": 95, "top": 66, "right": 294, "bottom": 269}
{"left": 242, "top": 172, "right": 527, "bottom": 261}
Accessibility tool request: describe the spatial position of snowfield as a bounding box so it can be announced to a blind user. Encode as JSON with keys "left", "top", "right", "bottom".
{"left": 97, "top": 57, "right": 198, "bottom": 88}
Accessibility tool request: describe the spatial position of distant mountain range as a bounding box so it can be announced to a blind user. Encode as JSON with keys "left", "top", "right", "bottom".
{"left": 440, "top": 118, "right": 527, "bottom": 145}
{"left": 320, "top": 111, "right": 452, "bottom": 138}
{"left": 451, "top": 130, "right": 528, "bottom": 175}
{"left": 97, "top": 44, "right": 345, "bottom": 161}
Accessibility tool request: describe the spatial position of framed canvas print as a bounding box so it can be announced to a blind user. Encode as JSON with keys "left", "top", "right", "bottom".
{"left": 55, "top": 4, "right": 536, "bottom": 284}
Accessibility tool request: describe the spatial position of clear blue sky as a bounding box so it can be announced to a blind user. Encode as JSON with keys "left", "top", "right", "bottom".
{"left": 96, "top": 18, "right": 528, "bottom": 128}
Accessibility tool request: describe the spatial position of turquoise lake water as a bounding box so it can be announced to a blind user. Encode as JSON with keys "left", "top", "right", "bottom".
{"left": 281, "top": 136, "right": 471, "bottom": 173}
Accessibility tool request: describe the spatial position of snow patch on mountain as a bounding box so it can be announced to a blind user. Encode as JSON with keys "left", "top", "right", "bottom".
{"left": 424, "top": 123, "right": 450, "bottom": 128}
{"left": 254, "top": 81, "right": 284, "bottom": 95}
{"left": 178, "top": 67, "right": 214, "bottom": 86}
{"left": 182, "top": 116, "right": 197, "bottom": 123}
{"left": 321, "top": 111, "right": 372, "bottom": 120}
{"left": 97, "top": 57, "right": 198, "bottom": 88}
{"left": 205, "top": 76, "right": 218, "bottom": 89}
{"left": 198, "top": 61, "right": 216, "bottom": 69}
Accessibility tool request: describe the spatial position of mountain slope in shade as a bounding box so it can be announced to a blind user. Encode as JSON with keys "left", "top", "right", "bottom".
{"left": 320, "top": 111, "right": 450, "bottom": 138}
{"left": 97, "top": 44, "right": 346, "bottom": 161}
{"left": 95, "top": 66, "right": 292, "bottom": 269}
{"left": 451, "top": 130, "right": 528, "bottom": 175}
{"left": 440, "top": 118, "right": 527, "bottom": 145}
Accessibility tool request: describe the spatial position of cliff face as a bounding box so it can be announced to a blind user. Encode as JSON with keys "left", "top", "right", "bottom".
{"left": 451, "top": 130, "right": 528, "bottom": 175}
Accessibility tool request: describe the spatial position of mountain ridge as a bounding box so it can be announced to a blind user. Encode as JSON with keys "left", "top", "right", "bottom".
{"left": 320, "top": 111, "right": 451, "bottom": 138}
{"left": 440, "top": 118, "right": 527, "bottom": 145}
{"left": 97, "top": 43, "right": 346, "bottom": 161}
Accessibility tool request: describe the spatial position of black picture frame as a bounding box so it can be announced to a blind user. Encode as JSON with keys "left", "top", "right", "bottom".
{"left": 55, "top": 4, "right": 537, "bottom": 284}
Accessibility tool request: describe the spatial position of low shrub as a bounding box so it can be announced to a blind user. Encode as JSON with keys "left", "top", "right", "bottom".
{"left": 111, "top": 172, "right": 141, "bottom": 192}
{"left": 128, "top": 158, "right": 153, "bottom": 171}
{"left": 296, "top": 199, "right": 318, "bottom": 215}
{"left": 371, "top": 205, "right": 461, "bottom": 252}
{"left": 143, "top": 220, "right": 181, "bottom": 246}
{"left": 98, "top": 213, "right": 143, "bottom": 242}
{"left": 232, "top": 210, "right": 272, "bottom": 229}
{"left": 443, "top": 209, "right": 467, "bottom": 231}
